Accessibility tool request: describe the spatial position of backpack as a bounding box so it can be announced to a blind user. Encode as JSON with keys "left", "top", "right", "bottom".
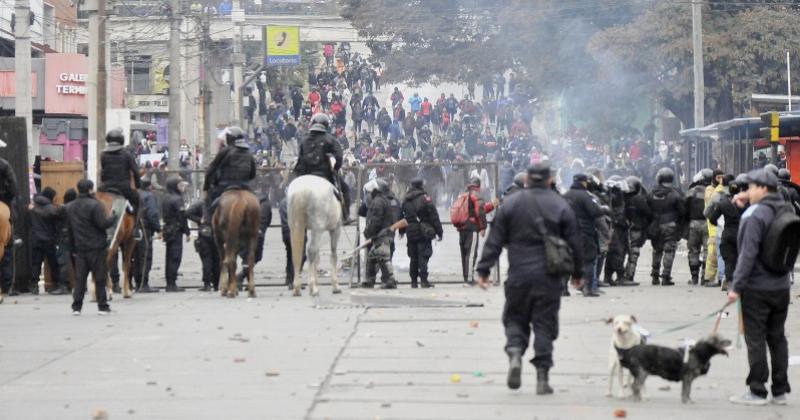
{"left": 450, "top": 192, "right": 472, "bottom": 227}
{"left": 760, "top": 201, "right": 800, "bottom": 274}
{"left": 303, "top": 136, "right": 325, "bottom": 168}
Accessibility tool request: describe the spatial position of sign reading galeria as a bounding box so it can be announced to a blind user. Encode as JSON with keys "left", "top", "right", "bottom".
{"left": 45, "top": 53, "right": 88, "bottom": 115}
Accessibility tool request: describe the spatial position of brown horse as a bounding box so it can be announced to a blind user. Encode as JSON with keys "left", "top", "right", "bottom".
{"left": 95, "top": 192, "right": 137, "bottom": 299}
{"left": 212, "top": 189, "right": 261, "bottom": 298}
{"left": 0, "top": 202, "right": 10, "bottom": 303}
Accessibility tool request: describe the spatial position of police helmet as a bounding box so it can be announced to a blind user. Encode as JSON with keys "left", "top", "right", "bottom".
{"left": 696, "top": 168, "right": 713, "bottom": 185}
{"left": 513, "top": 172, "right": 527, "bottom": 188}
{"left": 225, "top": 126, "right": 245, "bottom": 146}
{"left": 411, "top": 177, "right": 424, "bottom": 189}
{"left": 625, "top": 176, "right": 642, "bottom": 194}
{"left": 309, "top": 113, "right": 331, "bottom": 133}
{"left": 778, "top": 168, "right": 791, "bottom": 181}
{"left": 106, "top": 128, "right": 125, "bottom": 145}
{"left": 732, "top": 173, "right": 750, "bottom": 192}
{"left": 656, "top": 167, "right": 675, "bottom": 185}
{"left": 764, "top": 164, "right": 779, "bottom": 177}
{"left": 375, "top": 178, "right": 390, "bottom": 194}
{"left": 469, "top": 177, "right": 481, "bottom": 187}
{"left": 165, "top": 176, "right": 182, "bottom": 193}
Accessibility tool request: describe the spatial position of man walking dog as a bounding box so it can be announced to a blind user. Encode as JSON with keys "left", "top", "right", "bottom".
{"left": 728, "top": 168, "right": 792, "bottom": 406}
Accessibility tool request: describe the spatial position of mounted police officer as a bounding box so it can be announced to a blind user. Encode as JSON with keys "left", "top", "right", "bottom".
{"left": 623, "top": 176, "right": 650, "bottom": 285}
{"left": 647, "top": 167, "right": 685, "bottom": 286}
{"left": 202, "top": 126, "right": 257, "bottom": 225}
{"left": 363, "top": 178, "right": 397, "bottom": 289}
{"left": 686, "top": 168, "right": 712, "bottom": 285}
{"left": 400, "top": 178, "right": 443, "bottom": 289}
{"left": 293, "top": 113, "right": 352, "bottom": 223}
{"left": 98, "top": 128, "right": 141, "bottom": 236}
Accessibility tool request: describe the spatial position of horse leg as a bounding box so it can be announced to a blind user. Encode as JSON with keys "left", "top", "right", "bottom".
{"left": 226, "top": 247, "right": 238, "bottom": 298}
{"left": 104, "top": 251, "right": 115, "bottom": 301}
{"left": 217, "top": 238, "right": 228, "bottom": 297}
{"left": 289, "top": 214, "right": 306, "bottom": 297}
{"left": 247, "top": 239, "right": 256, "bottom": 298}
{"left": 122, "top": 240, "right": 135, "bottom": 298}
{"left": 330, "top": 227, "right": 341, "bottom": 294}
{"left": 307, "top": 230, "right": 321, "bottom": 297}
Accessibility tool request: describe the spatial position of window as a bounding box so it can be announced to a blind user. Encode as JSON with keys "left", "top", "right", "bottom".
{"left": 125, "top": 55, "right": 152, "bottom": 94}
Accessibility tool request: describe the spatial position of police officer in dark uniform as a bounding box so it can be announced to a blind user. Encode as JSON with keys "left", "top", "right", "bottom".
{"left": 564, "top": 173, "right": 605, "bottom": 297}
{"left": 186, "top": 201, "right": 220, "bottom": 291}
{"left": 400, "top": 178, "right": 443, "bottom": 289}
{"left": 293, "top": 113, "right": 352, "bottom": 222}
{"left": 203, "top": 126, "right": 257, "bottom": 224}
{"left": 476, "top": 163, "right": 583, "bottom": 395}
{"left": 98, "top": 128, "right": 141, "bottom": 216}
{"left": 706, "top": 174, "right": 746, "bottom": 291}
{"left": 132, "top": 180, "right": 160, "bottom": 293}
{"left": 603, "top": 176, "right": 628, "bottom": 286}
{"left": 623, "top": 176, "right": 651, "bottom": 285}
{"left": 363, "top": 178, "right": 397, "bottom": 289}
{"left": 686, "top": 169, "right": 711, "bottom": 285}
{"left": 777, "top": 168, "right": 800, "bottom": 213}
{"left": 161, "top": 177, "right": 190, "bottom": 292}
{"left": 647, "top": 167, "right": 685, "bottom": 286}
{"left": 502, "top": 172, "right": 527, "bottom": 200}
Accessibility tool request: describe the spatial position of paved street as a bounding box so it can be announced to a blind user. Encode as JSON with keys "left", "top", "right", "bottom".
{"left": 1, "top": 233, "right": 799, "bottom": 419}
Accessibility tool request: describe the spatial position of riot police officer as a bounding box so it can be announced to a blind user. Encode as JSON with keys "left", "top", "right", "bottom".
{"left": 563, "top": 173, "right": 606, "bottom": 297}
{"left": 623, "top": 176, "right": 651, "bottom": 285}
{"left": 603, "top": 176, "right": 628, "bottom": 286}
{"left": 202, "top": 126, "right": 257, "bottom": 224}
{"left": 400, "top": 178, "right": 443, "bottom": 288}
{"left": 161, "top": 177, "right": 190, "bottom": 292}
{"left": 777, "top": 168, "right": 800, "bottom": 213}
{"left": 294, "top": 113, "right": 352, "bottom": 223}
{"left": 686, "top": 168, "right": 711, "bottom": 285}
{"left": 186, "top": 201, "right": 220, "bottom": 292}
{"left": 363, "top": 178, "right": 397, "bottom": 289}
{"left": 647, "top": 167, "right": 685, "bottom": 286}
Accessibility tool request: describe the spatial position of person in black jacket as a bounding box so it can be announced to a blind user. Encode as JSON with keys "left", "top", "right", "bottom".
{"left": 362, "top": 179, "right": 397, "bottom": 289}
{"left": 186, "top": 201, "right": 220, "bottom": 291}
{"left": 400, "top": 178, "right": 443, "bottom": 289}
{"left": 161, "top": 177, "right": 190, "bottom": 292}
{"left": 603, "top": 177, "right": 629, "bottom": 286}
{"left": 132, "top": 181, "right": 160, "bottom": 293}
{"left": 686, "top": 169, "right": 711, "bottom": 285}
{"left": 98, "top": 129, "right": 141, "bottom": 215}
{"left": 647, "top": 167, "right": 686, "bottom": 286}
{"left": 0, "top": 155, "right": 17, "bottom": 209}
{"left": 563, "top": 174, "right": 606, "bottom": 297}
{"left": 706, "top": 174, "right": 746, "bottom": 292}
{"left": 66, "top": 179, "right": 117, "bottom": 315}
{"left": 476, "top": 163, "right": 583, "bottom": 395}
{"left": 623, "top": 176, "right": 651, "bottom": 285}
{"left": 29, "top": 187, "right": 65, "bottom": 295}
{"left": 203, "top": 126, "right": 257, "bottom": 223}
{"left": 55, "top": 188, "right": 77, "bottom": 295}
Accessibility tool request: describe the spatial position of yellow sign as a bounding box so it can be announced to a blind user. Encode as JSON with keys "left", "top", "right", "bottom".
{"left": 265, "top": 26, "right": 300, "bottom": 66}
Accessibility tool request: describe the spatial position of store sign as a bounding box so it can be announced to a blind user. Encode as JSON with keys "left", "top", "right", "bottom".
{"left": 56, "top": 73, "right": 88, "bottom": 95}
{"left": 45, "top": 53, "right": 88, "bottom": 115}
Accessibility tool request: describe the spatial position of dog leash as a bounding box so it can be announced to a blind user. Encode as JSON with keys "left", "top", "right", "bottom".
{"left": 647, "top": 301, "right": 732, "bottom": 338}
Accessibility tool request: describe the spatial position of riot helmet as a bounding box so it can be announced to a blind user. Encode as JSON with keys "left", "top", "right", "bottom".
{"left": 778, "top": 168, "right": 791, "bottom": 181}
{"left": 656, "top": 167, "right": 675, "bottom": 186}
{"left": 309, "top": 113, "right": 331, "bottom": 133}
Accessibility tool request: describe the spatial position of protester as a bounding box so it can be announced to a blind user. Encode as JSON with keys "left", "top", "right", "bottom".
{"left": 455, "top": 177, "right": 496, "bottom": 285}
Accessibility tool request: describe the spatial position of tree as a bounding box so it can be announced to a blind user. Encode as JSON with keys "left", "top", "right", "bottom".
{"left": 590, "top": 3, "right": 800, "bottom": 127}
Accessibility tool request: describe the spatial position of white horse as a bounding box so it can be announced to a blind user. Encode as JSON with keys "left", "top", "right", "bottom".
{"left": 287, "top": 175, "right": 343, "bottom": 297}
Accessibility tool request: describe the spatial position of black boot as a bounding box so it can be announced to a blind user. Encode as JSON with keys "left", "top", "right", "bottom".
{"left": 507, "top": 348, "right": 523, "bottom": 390}
{"left": 651, "top": 274, "right": 660, "bottom": 286}
{"left": 381, "top": 279, "right": 397, "bottom": 289}
{"left": 536, "top": 367, "right": 554, "bottom": 395}
{"left": 165, "top": 280, "right": 185, "bottom": 292}
{"left": 689, "top": 269, "right": 699, "bottom": 285}
{"left": 199, "top": 283, "right": 212, "bottom": 292}
{"left": 410, "top": 277, "right": 419, "bottom": 289}
{"left": 420, "top": 278, "right": 434, "bottom": 288}
{"left": 661, "top": 276, "right": 675, "bottom": 286}
{"left": 360, "top": 281, "right": 375, "bottom": 289}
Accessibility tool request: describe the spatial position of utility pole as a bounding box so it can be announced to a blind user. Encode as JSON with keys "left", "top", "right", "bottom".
{"left": 691, "top": 0, "right": 705, "bottom": 128}
{"left": 168, "top": 0, "right": 182, "bottom": 171}
{"left": 14, "top": 0, "right": 33, "bottom": 164}
{"left": 200, "top": 11, "right": 212, "bottom": 162}
{"left": 232, "top": 1, "right": 244, "bottom": 127}
{"left": 787, "top": 51, "right": 792, "bottom": 112}
{"left": 86, "top": 0, "right": 106, "bottom": 181}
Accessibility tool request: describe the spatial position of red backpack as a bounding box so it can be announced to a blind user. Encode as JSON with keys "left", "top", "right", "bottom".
{"left": 450, "top": 192, "right": 472, "bottom": 227}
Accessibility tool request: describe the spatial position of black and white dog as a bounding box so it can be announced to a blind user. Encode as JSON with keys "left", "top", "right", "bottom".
{"left": 619, "top": 334, "right": 732, "bottom": 403}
